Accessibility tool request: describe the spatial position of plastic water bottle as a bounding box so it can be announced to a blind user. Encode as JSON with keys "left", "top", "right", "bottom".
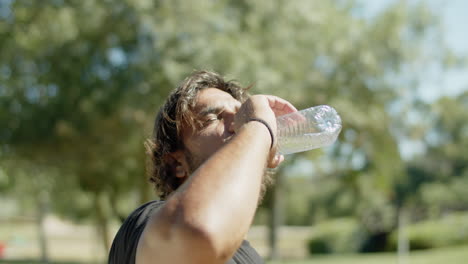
{"left": 276, "top": 105, "right": 342, "bottom": 155}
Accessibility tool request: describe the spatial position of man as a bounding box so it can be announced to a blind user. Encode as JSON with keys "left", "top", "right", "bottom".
{"left": 109, "top": 71, "right": 297, "bottom": 264}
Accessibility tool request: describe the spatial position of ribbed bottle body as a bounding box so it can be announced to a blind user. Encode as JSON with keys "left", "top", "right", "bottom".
{"left": 277, "top": 105, "right": 342, "bottom": 155}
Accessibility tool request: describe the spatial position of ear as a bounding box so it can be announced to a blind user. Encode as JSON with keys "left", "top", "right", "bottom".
{"left": 165, "top": 150, "right": 190, "bottom": 179}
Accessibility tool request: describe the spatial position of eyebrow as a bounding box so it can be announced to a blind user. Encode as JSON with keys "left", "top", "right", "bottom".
{"left": 198, "top": 106, "right": 224, "bottom": 117}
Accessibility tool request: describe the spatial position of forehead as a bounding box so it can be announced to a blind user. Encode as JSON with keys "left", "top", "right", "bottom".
{"left": 192, "top": 88, "right": 240, "bottom": 112}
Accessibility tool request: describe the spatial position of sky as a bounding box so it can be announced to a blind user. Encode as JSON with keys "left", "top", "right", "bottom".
{"left": 429, "top": 0, "right": 468, "bottom": 100}
{"left": 365, "top": 0, "right": 468, "bottom": 102}
{"left": 359, "top": 0, "right": 468, "bottom": 160}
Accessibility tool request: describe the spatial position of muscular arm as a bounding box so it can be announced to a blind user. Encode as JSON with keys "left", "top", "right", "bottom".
{"left": 136, "top": 95, "right": 295, "bottom": 264}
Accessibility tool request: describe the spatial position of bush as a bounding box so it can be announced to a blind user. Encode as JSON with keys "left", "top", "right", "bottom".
{"left": 388, "top": 212, "right": 468, "bottom": 250}
{"left": 307, "top": 218, "right": 363, "bottom": 255}
{"left": 307, "top": 238, "right": 331, "bottom": 254}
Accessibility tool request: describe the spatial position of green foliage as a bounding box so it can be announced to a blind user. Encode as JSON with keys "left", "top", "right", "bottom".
{"left": 283, "top": 176, "right": 314, "bottom": 225}
{"left": 307, "top": 218, "right": 363, "bottom": 255}
{"left": 271, "top": 245, "right": 468, "bottom": 264}
{"left": 308, "top": 212, "right": 468, "bottom": 256}
{"left": 396, "top": 92, "right": 468, "bottom": 217}
{"left": 0, "top": 0, "right": 464, "bottom": 255}
{"left": 308, "top": 239, "right": 331, "bottom": 255}
{"left": 388, "top": 213, "right": 468, "bottom": 250}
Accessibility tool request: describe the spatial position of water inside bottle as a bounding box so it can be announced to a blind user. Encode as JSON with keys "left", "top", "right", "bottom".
{"left": 278, "top": 131, "right": 340, "bottom": 155}
{"left": 277, "top": 105, "right": 342, "bottom": 155}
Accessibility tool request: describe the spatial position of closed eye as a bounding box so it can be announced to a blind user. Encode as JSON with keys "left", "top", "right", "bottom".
{"left": 206, "top": 117, "right": 218, "bottom": 123}
{"left": 203, "top": 114, "right": 222, "bottom": 126}
{"left": 198, "top": 106, "right": 225, "bottom": 127}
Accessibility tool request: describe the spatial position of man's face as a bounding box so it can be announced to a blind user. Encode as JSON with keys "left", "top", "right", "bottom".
{"left": 176, "top": 87, "right": 274, "bottom": 202}
{"left": 182, "top": 88, "right": 241, "bottom": 171}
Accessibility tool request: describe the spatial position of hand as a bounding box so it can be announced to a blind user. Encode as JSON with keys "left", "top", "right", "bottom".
{"left": 234, "top": 95, "right": 297, "bottom": 168}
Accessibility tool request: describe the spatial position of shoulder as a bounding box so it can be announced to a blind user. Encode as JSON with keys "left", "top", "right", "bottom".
{"left": 229, "top": 240, "right": 264, "bottom": 264}
{"left": 108, "top": 200, "right": 165, "bottom": 264}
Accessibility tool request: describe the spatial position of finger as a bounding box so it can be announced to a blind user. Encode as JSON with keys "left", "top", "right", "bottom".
{"left": 263, "top": 95, "right": 298, "bottom": 117}
{"left": 267, "top": 156, "right": 278, "bottom": 168}
{"left": 264, "top": 95, "right": 297, "bottom": 113}
{"left": 267, "top": 153, "right": 284, "bottom": 168}
{"left": 278, "top": 154, "right": 284, "bottom": 164}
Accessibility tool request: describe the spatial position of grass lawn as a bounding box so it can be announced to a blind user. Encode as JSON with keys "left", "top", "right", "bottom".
{"left": 269, "top": 245, "right": 468, "bottom": 264}
{"left": 2, "top": 220, "right": 467, "bottom": 264}
{"left": 1, "top": 245, "right": 467, "bottom": 264}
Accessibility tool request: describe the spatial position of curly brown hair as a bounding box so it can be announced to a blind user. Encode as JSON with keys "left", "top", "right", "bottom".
{"left": 145, "top": 70, "right": 250, "bottom": 199}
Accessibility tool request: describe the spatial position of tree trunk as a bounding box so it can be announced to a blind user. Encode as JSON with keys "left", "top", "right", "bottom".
{"left": 109, "top": 191, "right": 127, "bottom": 223}
{"left": 268, "top": 171, "right": 284, "bottom": 260}
{"left": 397, "top": 208, "right": 409, "bottom": 264}
{"left": 37, "top": 191, "right": 49, "bottom": 263}
{"left": 95, "top": 192, "right": 110, "bottom": 254}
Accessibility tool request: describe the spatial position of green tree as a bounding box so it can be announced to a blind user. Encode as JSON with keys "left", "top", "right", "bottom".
{"left": 0, "top": 0, "right": 166, "bottom": 252}
{"left": 399, "top": 91, "right": 468, "bottom": 217}
{"left": 0, "top": 0, "right": 458, "bottom": 258}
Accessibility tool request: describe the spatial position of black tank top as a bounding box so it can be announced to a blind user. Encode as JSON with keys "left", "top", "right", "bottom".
{"left": 108, "top": 200, "right": 264, "bottom": 264}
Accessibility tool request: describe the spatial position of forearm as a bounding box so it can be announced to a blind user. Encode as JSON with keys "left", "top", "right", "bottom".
{"left": 157, "top": 121, "right": 271, "bottom": 258}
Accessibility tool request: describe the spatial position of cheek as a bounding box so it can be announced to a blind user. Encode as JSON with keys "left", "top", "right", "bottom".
{"left": 188, "top": 129, "right": 225, "bottom": 155}
{"left": 199, "top": 124, "right": 225, "bottom": 141}
{"left": 200, "top": 130, "right": 225, "bottom": 148}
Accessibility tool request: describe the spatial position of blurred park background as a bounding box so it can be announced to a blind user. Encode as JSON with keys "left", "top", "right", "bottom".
{"left": 1, "top": 0, "right": 467, "bottom": 263}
